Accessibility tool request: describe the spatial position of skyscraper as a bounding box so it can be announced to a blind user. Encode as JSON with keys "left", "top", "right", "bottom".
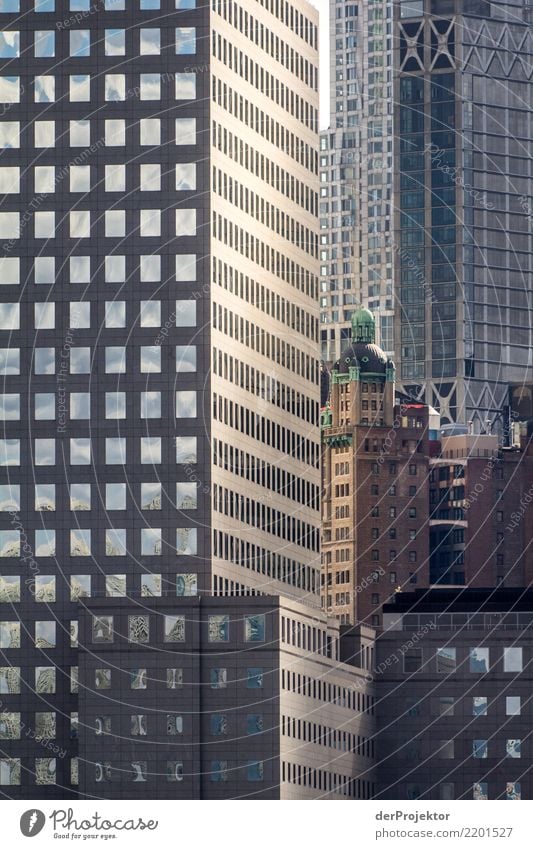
{"left": 0, "top": 0, "right": 320, "bottom": 797}
{"left": 320, "top": 0, "right": 395, "bottom": 364}
{"left": 322, "top": 0, "right": 533, "bottom": 431}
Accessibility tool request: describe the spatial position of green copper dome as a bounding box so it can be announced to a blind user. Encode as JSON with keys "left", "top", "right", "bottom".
{"left": 351, "top": 306, "right": 376, "bottom": 344}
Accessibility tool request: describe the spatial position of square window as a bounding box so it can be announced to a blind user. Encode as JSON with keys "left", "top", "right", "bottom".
{"left": 0, "top": 758, "right": 20, "bottom": 787}
{"left": 70, "top": 30, "right": 90, "bottom": 57}
{"left": 93, "top": 616, "right": 113, "bottom": 642}
{"left": 0, "top": 620, "right": 20, "bottom": 647}
{"left": 107, "top": 575, "right": 126, "bottom": 597}
{"left": 106, "top": 483, "right": 126, "bottom": 510}
{"left": 208, "top": 615, "right": 229, "bottom": 642}
{"left": 0, "top": 121, "right": 19, "bottom": 149}
{"left": 210, "top": 668, "right": 227, "bottom": 689}
{"left": 0, "top": 394, "right": 19, "bottom": 420}
{"left": 34, "top": 166, "right": 55, "bottom": 194}
{"left": 69, "top": 74, "right": 90, "bottom": 101}
{"left": 176, "top": 527, "right": 197, "bottom": 555}
{"left": 139, "top": 118, "right": 160, "bottom": 146}
{"left": 246, "top": 761, "right": 264, "bottom": 782}
{"left": 0, "top": 573, "right": 18, "bottom": 598}
{"left": 167, "top": 715, "right": 183, "bottom": 735}
{"left": 0, "top": 349, "right": 19, "bottom": 375}
{"left": 70, "top": 347, "right": 91, "bottom": 373}
{"left": 33, "top": 302, "right": 56, "bottom": 330}
{"left": 141, "top": 0, "right": 159, "bottom": 6}
{"left": 210, "top": 714, "right": 227, "bottom": 736}
{"left": 470, "top": 648, "right": 489, "bottom": 673}
{"left": 34, "top": 573, "right": 55, "bottom": 598}
{"left": 140, "top": 437, "right": 160, "bottom": 464}
{"left": 176, "top": 573, "right": 197, "bottom": 596}
{"left": 35, "top": 621, "right": 55, "bottom": 648}
{"left": 106, "top": 391, "right": 126, "bottom": 419}
{"left": 175, "top": 117, "right": 196, "bottom": 145}
{"left": 70, "top": 438, "right": 91, "bottom": 465}
{"left": 473, "top": 739, "right": 488, "bottom": 759}
{"left": 0, "top": 167, "right": 19, "bottom": 194}
{"left": 131, "top": 715, "right": 147, "bottom": 736}
{"left": 70, "top": 256, "right": 90, "bottom": 283}
{"left": 70, "top": 120, "right": 90, "bottom": 147}
{"left": 105, "top": 346, "right": 126, "bottom": 374}
{"left": 175, "top": 28, "right": 195, "bottom": 54}
{"left": 105, "top": 164, "right": 125, "bottom": 192}
{"left": 166, "top": 668, "right": 183, "bottom": 689}
{"left": 140, "top": 346, "right": 161, "bottom": 373}
{"left": 244, "top": 614, "right": 265, "bottom": 642}
{"left": 140, "top": 209, "right": 161, "bottom": 236}
{"left": 504, "top": 647, "right": 522, "bottom": 672}
{"left": 140, "top": 28, "right": 160, "bottom": 54}
{"left": 436, "top": 647, "right": 456, "bottom": 673}
{"left": 175, "top": 345, "right": 196, "bottom": 373}
{"left": 70, "top": 483, "right": 91, "bottom": 511}
{"left": 0, "top": 484, "right": 19, "bottom": 511}
{"left": 0, "top": 212, "right": 19, "bottom": 238}
{"left": 106, "top": 528, "right": 126, "bottom": 556}
{"left": 34, "top": 121, "right": 54, "bottom": 148}
{"left": 175, "top": 300, "right": 196, "bottom": 326}
{"left": 175, "top": 254, "right": 196, "bottom": 281}
{"left": 106, "top": 438, "right": 126, "bottom": 464}
{"left": 140, "top": 73, "right": 160, "bottom": 100}
{"left": 473, "top": 696, "right": 487, "bottom": 716}
{"left": 506, "top": 739, "right": 521, "bottom": 759}
{"left": 95, "top": 668, "right": 111, "bottom": 689}
{"left": 175, "top": 163, "right": 196, "bottom": 191}
{"left": 140, "top": 300, "right": 161, "bottom": 326}
{"left": 34, "top": 347, "right": 55, "bottom": 374}
{"left": 35, "top": 31, "right": 55, "bottom": 57}
{"left": 0, "top": 302, "right": 19, "bottom": 328}
{"left": 71, "top": 529, "right": 91, "bottom": 555}
{"left": 175, "top": 209, "right": 196, "bottom": 236}
{"left": 176, "top": 482, "right": 197, "bottom": 510}
{"left": 141, "top": 574, "right": 161, "bottom": 596}
{"left": 35, "top": 211, "right": 55, "bottom": 238}
{"left": 140, "top": 482, "right": 161, "bottom": 510}
{"left": 0, "top": 257, "right": 19, "bottom": 285}
{"left": 164, "top": 615, "right": 185, "bottom": 642}
{"left": 0, "top": 29, "right": 20, "bottom": 59}
{"left": 0, "top": 667, "right": 20, "bottom": 695}
{"left": 141, "top": 528, "right": 162, "bottom": 555}
{"left": 71, "top": 572, "right": 91, "bottom": 601}
{"left": 166, "top": 762, "right": 183, "bottom": 782}
{"left": 105, "top": 120, "right": 125, "bottom": 146}
{"left": 105, "top": 255, "right": 126, "bottom": 282}
{"left": 105, "top": 28, "right": 125, "bottom": 55}
{"left": 141, "top": 391, "right": 161, "bottom": 418}
{"left": 34, "top": 257, "right": 55, "bottom": 285}
{"left": 35, "top": 75, "right": 55, "bottom": 102}
{"left": 140, "top": 255, "right": 161, "bottom": 282}
{"left": 175, "top": 73, "right": 196, "bottom": 99}
{"left": 176, "top": 436, "right": 197, "bottom": 463}
{"left": 506, "top": 781, "right": 521, "bottom": 800}
{"left": 140, "top": 163, "right": 161, "bottom": 191}
{"left": 70, "top": 301, "right": 90, "bottom": 328}
{"left": 506, "top": 696, "right": 521, "bottom": 716}
{"left": 34, "top": 439, "right": 54, "bottom": 466}
{"left": 70, "top": 166, "right": 90, "bottom": 193}
{"left": 176, "top": 391, "right": 196, "bottom": 418}
{"left": 105, "top": 73, "right": 125, "bottom": 101}
{"left": 105, "top": 301, "right": 126, "bottom": 327}
{"left": 105, "top": 210, "right": 126, "bottom": 237}
{"left": 246, "top": 668, "right": 263, "bottom": 689}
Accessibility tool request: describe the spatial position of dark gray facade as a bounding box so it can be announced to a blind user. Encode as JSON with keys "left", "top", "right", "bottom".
{"left": 376, "top": 588, "right": 533, "bottom": 800}
{"left": 76, "top": 596, "right": 377, "bottom": 799}
{"left": 0, "top": 0, "right": 321, "bottom": 797}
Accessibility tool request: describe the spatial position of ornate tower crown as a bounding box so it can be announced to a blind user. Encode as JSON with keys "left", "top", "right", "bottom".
{"left": 351, "top": 306, "right": 376, "bottom": 344}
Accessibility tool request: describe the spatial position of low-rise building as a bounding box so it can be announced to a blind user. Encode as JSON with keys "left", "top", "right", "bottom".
{"left": 77, "top": 596, "right": 376, "bottom": 800}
